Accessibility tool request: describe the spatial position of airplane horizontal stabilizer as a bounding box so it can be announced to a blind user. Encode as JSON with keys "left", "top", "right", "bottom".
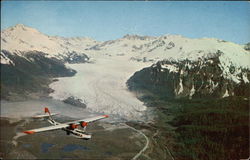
{"left": 32, "top": 113, "right": 58, "bottom": 119}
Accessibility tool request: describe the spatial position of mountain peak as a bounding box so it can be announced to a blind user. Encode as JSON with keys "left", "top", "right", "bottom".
{"left": 122, "top": 34, "right": 155, "bottom": 41}
{"left": 13, "top": 23, "right": 26, "bottom": 28}
{"left": 159, "top": 34, "right": 184, "bottom": 40}
{"left": 11, "top": 24, "right": 32, "bottom": 30}
{"left": 2, "top": 23, "right": 41, "bottom": 35}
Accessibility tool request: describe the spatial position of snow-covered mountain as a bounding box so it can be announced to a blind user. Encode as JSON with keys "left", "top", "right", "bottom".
{"left": 1, "top": 24, "right": 98, "bottom": 64}
{"left": 1, "top": 24, "right": 249, "bottom": 117}
{"left": 86, "top": 33, "right": 249, "bottom": 68}
{"left": 2, "top": 24, "right": 249, "bottom": 69}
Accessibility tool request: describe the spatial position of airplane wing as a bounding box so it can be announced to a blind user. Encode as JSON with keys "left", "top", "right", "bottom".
{"left": 67, "top": 115, "right": 109, "bottom": 125}
{"left": 23, "top": 123, "right": 69, "bottom": 134}
{"left": 23, "top": 115, "right": 109, "bottom": 134}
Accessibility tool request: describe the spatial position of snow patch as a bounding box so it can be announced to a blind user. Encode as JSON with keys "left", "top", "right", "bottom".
{"left": 0, "top": 51, "right": 14, "bottom": 65}
{"left": 177, "top": 78, "right": 183, "bottom": 94}
{"left": 189, "top": 84, "right": 195, "bottom": 99}
{"left": 218, "top": 56, "right": 246, "bottom": 84}
{"left": 222, "top": 89, "right": 229, "bottom": 98}
{"left": 242, "top": 74, "right": 249, "bottom": 83}
{"left": 161, "top": 64, "right": 178, "bottom": 73}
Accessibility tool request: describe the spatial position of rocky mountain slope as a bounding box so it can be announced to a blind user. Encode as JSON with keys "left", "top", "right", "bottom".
{"left": 127, "top": 54, "right": 250, "bottom": 99}
{"left": 1, "top": 50, "right": 76, "bottom": 100}
{"left": 126, "top": 36, "right": 250, "bottom": 99}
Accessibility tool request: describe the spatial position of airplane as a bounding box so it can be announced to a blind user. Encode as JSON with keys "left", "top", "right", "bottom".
{"left": 23, "top": 107, "right": 109, "bottom": 140}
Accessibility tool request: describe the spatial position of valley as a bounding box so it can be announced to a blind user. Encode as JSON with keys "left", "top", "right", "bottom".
{"left": 49, "top": 55, "right": 151, "bottom": 120}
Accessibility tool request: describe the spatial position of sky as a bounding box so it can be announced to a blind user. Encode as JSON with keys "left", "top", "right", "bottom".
{"left": 1, "top": 1, "right": 250, "bottom": 44}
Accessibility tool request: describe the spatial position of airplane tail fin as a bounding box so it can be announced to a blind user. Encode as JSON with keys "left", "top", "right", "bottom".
{"left": 32, "top": 107, "right": 58, "bottom": 120}
{"left": 44, "top": 107, "right": 51, "bottom": 116}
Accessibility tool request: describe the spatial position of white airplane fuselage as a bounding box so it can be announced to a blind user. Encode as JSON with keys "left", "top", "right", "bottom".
{"left": 47, "top": 117, "right": 91, "bottom": 140}
{"left": 62, "top": 128, "right": 91, "bottom": 140}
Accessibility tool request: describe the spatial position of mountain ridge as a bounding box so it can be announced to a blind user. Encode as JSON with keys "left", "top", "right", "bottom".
{"left": 2, "top": 24, "right": 249, "bottom": 64}
{"left": 1, "top": 24, "right": 250, "bottom": 100}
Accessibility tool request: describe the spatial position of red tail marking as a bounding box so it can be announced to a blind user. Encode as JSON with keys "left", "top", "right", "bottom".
{"left": 44, "top": 107, "right": 50, "bottom": 114}
{"left": 23, "top": 130, "right": 35, "bottom": 134}
{"left": 103, "top": 115, "right": 109, "bottom": 118}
